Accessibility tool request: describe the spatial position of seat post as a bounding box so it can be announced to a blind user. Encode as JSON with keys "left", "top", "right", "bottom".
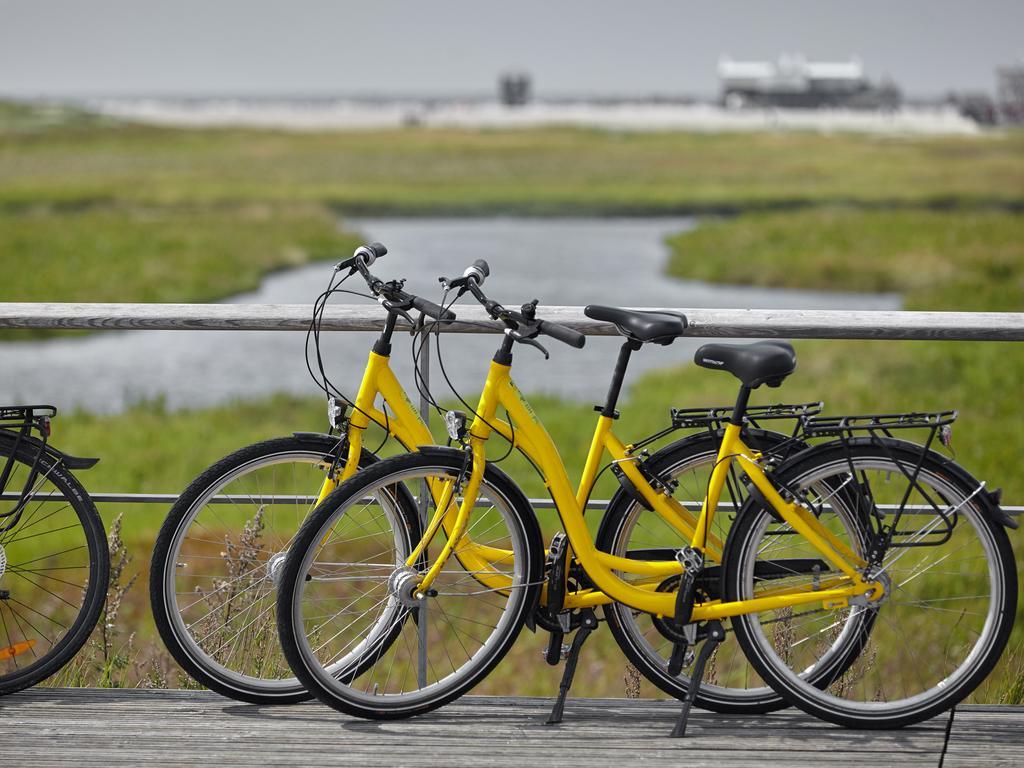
{"left": 600, "top": 340, "right": 641, "bottom": 417}
{"left": 730, "top": 385, "right": 752, "bottom": 426}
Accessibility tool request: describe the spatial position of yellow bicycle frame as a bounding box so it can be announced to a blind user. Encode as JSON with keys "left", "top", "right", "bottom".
{"left": 313, "top": 350, "right": 431, "bottom": 505}
{"left": 409, "top": 358, "right": 884, "bottom": 622}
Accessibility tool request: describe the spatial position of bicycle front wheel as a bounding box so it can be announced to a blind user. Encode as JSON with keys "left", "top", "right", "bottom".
{"left": 276, "top": 449, "right": 544, "bottom": 719}
{"left": 0, "top": 438, "right": 108, "bottom": 695}
{"left": 150, "top": 434, "right": 390, "bottom": 704}
{"left": 725, "top": 439, "right": 1017, "bottom": 729}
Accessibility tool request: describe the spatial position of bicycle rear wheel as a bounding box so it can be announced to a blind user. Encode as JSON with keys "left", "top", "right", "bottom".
{"left": 598, "top": 429, "right": 835, "bottom": 713}
{"left": 149, "top": 434, "right": 398, "bottom": 704}
{"left": 0, "top": 438, "right": 108, "bottom": 695}
{"left": 725, "top": 439, "right": 1017, "bottom": 729}
{"left": 276, "top": 449, "right": 544, "bottom": 719}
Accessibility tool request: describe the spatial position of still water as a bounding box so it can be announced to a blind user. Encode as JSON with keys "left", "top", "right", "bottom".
{"left": 0, "top": 218, "right": 899, "bottom": 414}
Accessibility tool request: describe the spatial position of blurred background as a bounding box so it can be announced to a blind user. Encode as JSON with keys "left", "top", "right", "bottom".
{"left": 1, "top": 0, "right": 1021, "bottom": 699}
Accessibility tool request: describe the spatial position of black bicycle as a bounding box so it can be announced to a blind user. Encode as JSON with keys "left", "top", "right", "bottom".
{"left": 0, "top": 405, "right": 108, "bottom": 694}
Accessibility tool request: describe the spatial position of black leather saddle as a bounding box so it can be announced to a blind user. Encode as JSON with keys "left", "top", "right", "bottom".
{"left": 584, "top": 305, "right": 688, "bottom": 345}
{"left": 694, "top": 341, "right": 797, "bottom": 389}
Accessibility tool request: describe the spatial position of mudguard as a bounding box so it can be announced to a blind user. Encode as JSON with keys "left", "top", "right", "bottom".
{"left": 414, "top": 445, "right": 546, "bottom": 616}
{"left": 0, "top": 430, "right": 99, "bottom": 470}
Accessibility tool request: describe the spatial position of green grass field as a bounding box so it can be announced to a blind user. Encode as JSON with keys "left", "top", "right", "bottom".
{"left": 1, "top": 98, "right": 1021, "bottom": 701}
{"left": 2, "top": 99, "right": 1023, "bottom": 314}
{"left": 4, "top": 102, "right": 1023, "bottom": 213}
{"left": 667, "top": 207, "right": 1024, "bottom": 311}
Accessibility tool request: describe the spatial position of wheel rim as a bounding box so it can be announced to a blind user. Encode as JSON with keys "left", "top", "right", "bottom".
{"left": 164, "top": 449, "right": 340, "bottom": 695}
{"left": 290, "top": 463, "right": 531, "bottom": 711}
{"left": 735, "top": 455, "right": 1007, "bottom": 717}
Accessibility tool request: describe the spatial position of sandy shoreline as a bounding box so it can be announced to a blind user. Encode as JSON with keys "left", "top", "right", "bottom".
{"left": 87, "top": 98, "right": 980, "bottom": 136}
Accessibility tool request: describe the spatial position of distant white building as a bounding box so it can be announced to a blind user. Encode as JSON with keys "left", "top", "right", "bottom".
{"left": 719, "top": 54, "right": 898, "bottom": 109}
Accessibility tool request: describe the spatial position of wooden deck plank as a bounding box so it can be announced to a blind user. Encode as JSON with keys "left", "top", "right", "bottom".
{"left": 0, "top": 688, "right": 969, "bottom": 767}
{"left": 944, "top": 706, "right": 1024, "bottom": 768}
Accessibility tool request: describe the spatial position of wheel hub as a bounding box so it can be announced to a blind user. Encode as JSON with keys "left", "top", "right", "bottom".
{"left": 266, "top": 552, "right": 288, "bottom": 587}
{"left": 852, "top": 566, "right": 892, "bottom": 607}
{"left": 0, "top": 542, "right": 6, "bottom": 583}
{"left": 388, "top": 566, "right": 424, "bottom": 608}
{"left": 866, "top": 568, "right": 893, "bottom": 604}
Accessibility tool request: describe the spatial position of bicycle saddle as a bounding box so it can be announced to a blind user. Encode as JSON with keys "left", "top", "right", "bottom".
{"left": 694, "top": 341, "right": 797, "bottom": 389}
{"left": 584, "top": 305, "right": 688, "bottom": 345}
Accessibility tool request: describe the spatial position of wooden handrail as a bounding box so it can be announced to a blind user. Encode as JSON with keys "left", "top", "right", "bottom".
{"left": 2, "top": 303, "right": 1024, "bottom": 340}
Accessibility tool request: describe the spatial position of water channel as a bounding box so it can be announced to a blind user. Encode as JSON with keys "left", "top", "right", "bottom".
{"left": 0, "top": 217, "right": 899, "bottom": 414}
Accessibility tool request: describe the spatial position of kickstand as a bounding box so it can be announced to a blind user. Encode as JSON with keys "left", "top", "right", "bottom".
{"left": 545, "top": 610, "right": 598, "bottom": 725}
{"left": 670, "top": 620, "right": 725, "bottom": 738}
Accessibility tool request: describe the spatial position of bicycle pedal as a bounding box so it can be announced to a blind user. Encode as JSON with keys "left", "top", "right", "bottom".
{"left": 543, "top": 533, "right": 570, "bottom": 626}
{"left": 544, "top": 630, "right": 565, "bottom": 666}
{"left": 667, "top": 641, "right": 688, "bottom": 677}
{"left": 667, "top": 623, "right": 697, "bottom": 677}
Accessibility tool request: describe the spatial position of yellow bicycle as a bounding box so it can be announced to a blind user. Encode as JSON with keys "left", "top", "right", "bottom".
{"left": 276, "top": 277, "right": 1017, "bottom": 733}
{"left": 150, "top": 243, "right": 463, "bottom": 703}
{"left": 152, "top": 244, "right": 809, "bottom": 707}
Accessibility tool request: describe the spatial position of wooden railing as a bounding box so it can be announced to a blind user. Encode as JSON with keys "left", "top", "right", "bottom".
{"left": 2, "top": 302, "right": 1024, "bottom": 340}
{"left": 3, "top": 302, "right": 1023, "bottom": 513}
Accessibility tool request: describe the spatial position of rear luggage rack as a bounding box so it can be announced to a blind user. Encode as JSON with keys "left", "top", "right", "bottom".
{"left": 802, "top": 410, "right": 957, "bottom": 439}
{"left": 0, "top": 405, "right": 57, "bottom": 428}
{"left": 671, "top": 401, "right": 823, "bottom": 430}
{"left": 795, "top": 409, "right": 968, "bottom": 553}
{"left": 1, "top": 405, "right": 58, "bottom": 531}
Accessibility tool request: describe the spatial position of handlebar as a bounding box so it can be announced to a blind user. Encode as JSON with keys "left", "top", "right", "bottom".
{"left": 333, "top": 242, "right": 458, "bottom": 323}
{"left": 538, "top": 319, "right": 586, "bottom": 349}
{"left": 460, "top": 279, "right": 586, "bottom": 352}
{"left": 410, "top": 294, "right": 456, "bottom": 322}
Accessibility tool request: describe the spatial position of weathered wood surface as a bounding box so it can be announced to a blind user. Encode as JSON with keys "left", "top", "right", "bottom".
{"left": 3, "top": 302, "right": 1024, "bottom": 341}
{"left": 1, "top": 689, "right": 1020, "bottom": 767}
{"left": 943, "top": 705, "right": 1024, "bottom": 768}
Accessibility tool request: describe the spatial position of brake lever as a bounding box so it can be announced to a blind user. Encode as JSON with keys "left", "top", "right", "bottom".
{"left": 512, "top": 331, "right": 549, "bottom": 360}
{"left": 439, "top": 275, "right": 469, "bottom": 294}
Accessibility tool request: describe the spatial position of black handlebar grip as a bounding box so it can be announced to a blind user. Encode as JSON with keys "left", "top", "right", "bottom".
{"left": 462, "top": 258, "right": 490, "bottom": 286}
{"left": 354, "top": 241, "right": 387, "bottom": 267}
{"left": 538, "top": 320, "right": 586, "bottom": 349}
{"left": 411, "top": 295, "right": 457, "bottom": 322}
{"left": 338, "top": 242, "right": 388, "bottom": 272}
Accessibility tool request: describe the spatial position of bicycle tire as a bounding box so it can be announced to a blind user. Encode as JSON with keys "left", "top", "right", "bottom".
{"left": 0, "top": 437, "right": 108, "bottom": 695}
{"left": 149, "top": 434, "right": 416, "bottom": 704}
{"left": 276, "top": 448, "right": 544, "bottom": 719}
{"left": 724, "top": 438, "right": 1017, "bottom": 729}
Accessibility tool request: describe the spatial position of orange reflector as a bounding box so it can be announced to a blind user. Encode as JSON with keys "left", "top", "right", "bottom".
{"left": 0, "top": 639, "right": 35, "bottom": 660}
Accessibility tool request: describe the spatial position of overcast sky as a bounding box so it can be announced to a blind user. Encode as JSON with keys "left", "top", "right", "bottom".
{"left": 2, "top": 1, "right": 1021, "bottom": 98}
